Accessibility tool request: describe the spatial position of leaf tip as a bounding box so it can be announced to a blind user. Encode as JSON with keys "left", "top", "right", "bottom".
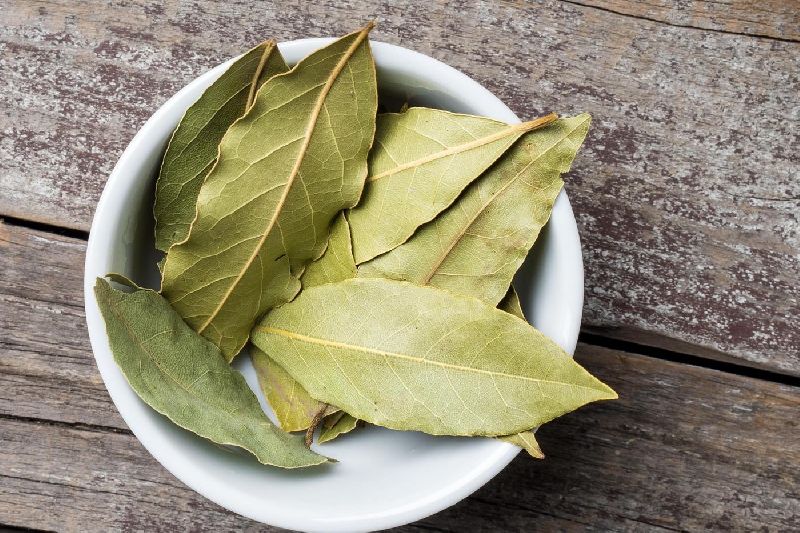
{"left": 255, "top": 38, "right": 278, "bottom": 53}
{"left": 599, "top": 381, "right": 619, "bottom": 401}
{"left": 93, "top": 275, "right": 110, "bottom": 298}
{"left": 528, "top": 445, "right": 545, "bottom": 460}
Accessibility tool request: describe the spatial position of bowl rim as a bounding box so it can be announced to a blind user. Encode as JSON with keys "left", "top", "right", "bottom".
{"left": 83, "top": 37, "right": 584, "bottom": 531}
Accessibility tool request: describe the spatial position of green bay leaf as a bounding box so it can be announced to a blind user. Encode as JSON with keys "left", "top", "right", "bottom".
{"left": 348, "top": 109, "right": 557, "bottom": 264}
{"left": 499, "top": 431, "right": 544, "bottom": 459}
{"left": 319, "top": 413, "right": 359, "bottom": 444}
{"left": 496, "top": 285, "right": 543, "bottom": 458}
{"left": 300, "top": 212, "right": 357, "bottom": 288}
{"left": 154, "top": 40, "right": 288, "bottom": 252}
{"left": 161, "top": 25, "right": 377, "bottom": 360}
{"left": 251, "top": 278, "right": 617, "bottom": 437}
{"left": 359, "top": 114, "right": 590, "bottom": 307}
{"left": 93, "top": 277, "right": 326, "bottom": 468}
{"left": 251, "top": 346, "right": 337, "bottom": 432}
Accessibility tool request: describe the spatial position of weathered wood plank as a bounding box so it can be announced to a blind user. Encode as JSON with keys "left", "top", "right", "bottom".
{"left": 572, "top": 0, "right": 800, "bottom": 41}
{"left": 0, "top": 417, "right": 265, "bottom": 532}
{"left": 1, "top": 345, "right": 798, "bottom": 531}
{"left": 0, "top": 221, "right": 123, "bottom": 428}
{"left": 2, "top": 222, "right": 798, "bottom": 531}
{"left": 1, "top": 0, "right": 797, "bottom": 373}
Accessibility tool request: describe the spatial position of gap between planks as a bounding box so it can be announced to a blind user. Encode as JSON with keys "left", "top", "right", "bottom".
{"left": 0, "top": 215, "right": 89, "bottom": 241}
{"left": 2, "top": 213, "right": 798, "bottom": 395}
{"left": 580, "top": 333, "right": 800, "bottom": 388}
{"left": 0, "top": 525, "right": 56, "bottom": 533}
{"left": 560, "top": 0, "right": 800, "bottom": 43}
{"left": 0, "top": 413, "right": 130, "bottom": 437}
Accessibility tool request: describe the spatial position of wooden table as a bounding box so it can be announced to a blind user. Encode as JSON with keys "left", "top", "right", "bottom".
{"left": 1, "top": 1, "right": 798, "bottom": 531}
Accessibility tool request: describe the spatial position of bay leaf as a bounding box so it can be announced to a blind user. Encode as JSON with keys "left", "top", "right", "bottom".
{"left": 319, "top": 413, "right": 359, "bottom": 444}
{"left": 161, "top": 25, "right": 377, "bottom": 360}
{"left": 499, "top": 431, "right": 544, "bottom": 459}
{"left": 321, "top": 411, "right": 346, "bottom": 428}
{"left": 252, "top": 213, "right": 354, "bottom": 431}
{"left": 300, "top": 212, "right": 357, "bottom": 288}
{"left": 359, "top": 114, "right": 590, "bottom": 307}
{"left": 496, "top": 285, "right": 544, "bottom": 459}
{"left": 498, "top": 285, "right": 525, "bottom": 319}
{"left": 154, "top": 40, "right": 288, "bottom": 252}
{"left": 307, "top": 247, "right": 518, "bottom": 442}
{"left": 93, "top": 277, "right": 327, "bottom": 468}
{"left": 251, "top": 345, "right": 336, "bottom": 432}
{"left": 251, "top": 278, "right": 617, "bottom": 437}
{"left": 348, "top": 108, "right": 557, "bottom": 264}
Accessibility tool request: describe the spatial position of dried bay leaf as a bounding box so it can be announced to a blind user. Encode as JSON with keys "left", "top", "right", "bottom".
{"left": 320, "top": 411, "right": 346, "bottom": 431}
{"left": 300, "top": 213, "right": 357, "bottom": 288}
{"left": 272, "top": 285, "right": 542, "bottom": 450}
{"left": 359, "top": 114, "right": 590, "bottom": 307}
{"left": 161, "top": 25, "right": 378, "bottom": 360}
{"left": 496, "top": 285, "right": 544, "bottom": 459}
{"left": 154, "top": 41, "right": 289, "bottom": 252}
{"left": 251, "top": 346, "right": 337, "bottom": 432}
{"left": 498, "top": 285, "right": 525, "bottom": 319}
{"left": 348, "top": 109, "right": 557, "bottom": 264}
{"left": 499, "top": 432, "right": 544, "bottom": 459}
{"left": 251, "top": 278, "right": 617, "bottom": 437}
{"left": 252, "top": 213, "right": 354, "bottom": 431}
{"left": 319, "top": 413, "right": 359, "bottom": 444}
{"left": 93, "top": 277, "right": 327, "bottom": 468}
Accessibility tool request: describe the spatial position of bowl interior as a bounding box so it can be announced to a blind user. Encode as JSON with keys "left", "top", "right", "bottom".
{"left": 84, "top": 39, "right": 584, "bottom": 532}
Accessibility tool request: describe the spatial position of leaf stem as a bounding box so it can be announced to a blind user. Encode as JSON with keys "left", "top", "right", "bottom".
{"left": 246, "top": 40, "right": 277, "bottom": 110}
{"left": 305, "top": 403, "right": 329, "bottom": 447}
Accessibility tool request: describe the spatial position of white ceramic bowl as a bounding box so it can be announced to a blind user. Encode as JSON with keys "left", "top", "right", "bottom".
{"left": 84, "top": 39, "right": 584, "bottom": 532}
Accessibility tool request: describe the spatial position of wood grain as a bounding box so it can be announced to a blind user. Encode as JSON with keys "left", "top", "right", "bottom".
{"left": 0, "top": 221, "right": 123, "bottom": 428}
{"left": 1, "top": 0, "right": 797, "bottom": 375}
{"left": 1, "top": 221, "right": 799, "bottom": 531}
{"left": 571, "top": 0, "right": 800, "bottom": 41}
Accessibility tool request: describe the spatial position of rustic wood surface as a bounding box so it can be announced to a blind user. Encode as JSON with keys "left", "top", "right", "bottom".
{"left": 572, "top": 0, "right": 800, "bottom": 41}
{"left": 1, "top": 1, "right": 798, "bottom": 531}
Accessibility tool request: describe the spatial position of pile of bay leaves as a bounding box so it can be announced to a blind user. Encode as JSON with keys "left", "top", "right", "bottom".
{"left": 95, "top": 23, "right": 616, "bottom": 469}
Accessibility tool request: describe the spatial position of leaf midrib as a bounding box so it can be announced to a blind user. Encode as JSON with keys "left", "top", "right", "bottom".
{"left": 196, "top": 27, "right": 371, "bottom": 335}
{"left": 256, "top": 325, "right": 606, "bottom": 392}
{"left": 367, "top": 112, "right": 557, "bottom": 183}
{"left": 246, "top": 40, "right": 278, "bottom": 110}
{"left": 419, "top": 116, "right": 587, "bottom": 285}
